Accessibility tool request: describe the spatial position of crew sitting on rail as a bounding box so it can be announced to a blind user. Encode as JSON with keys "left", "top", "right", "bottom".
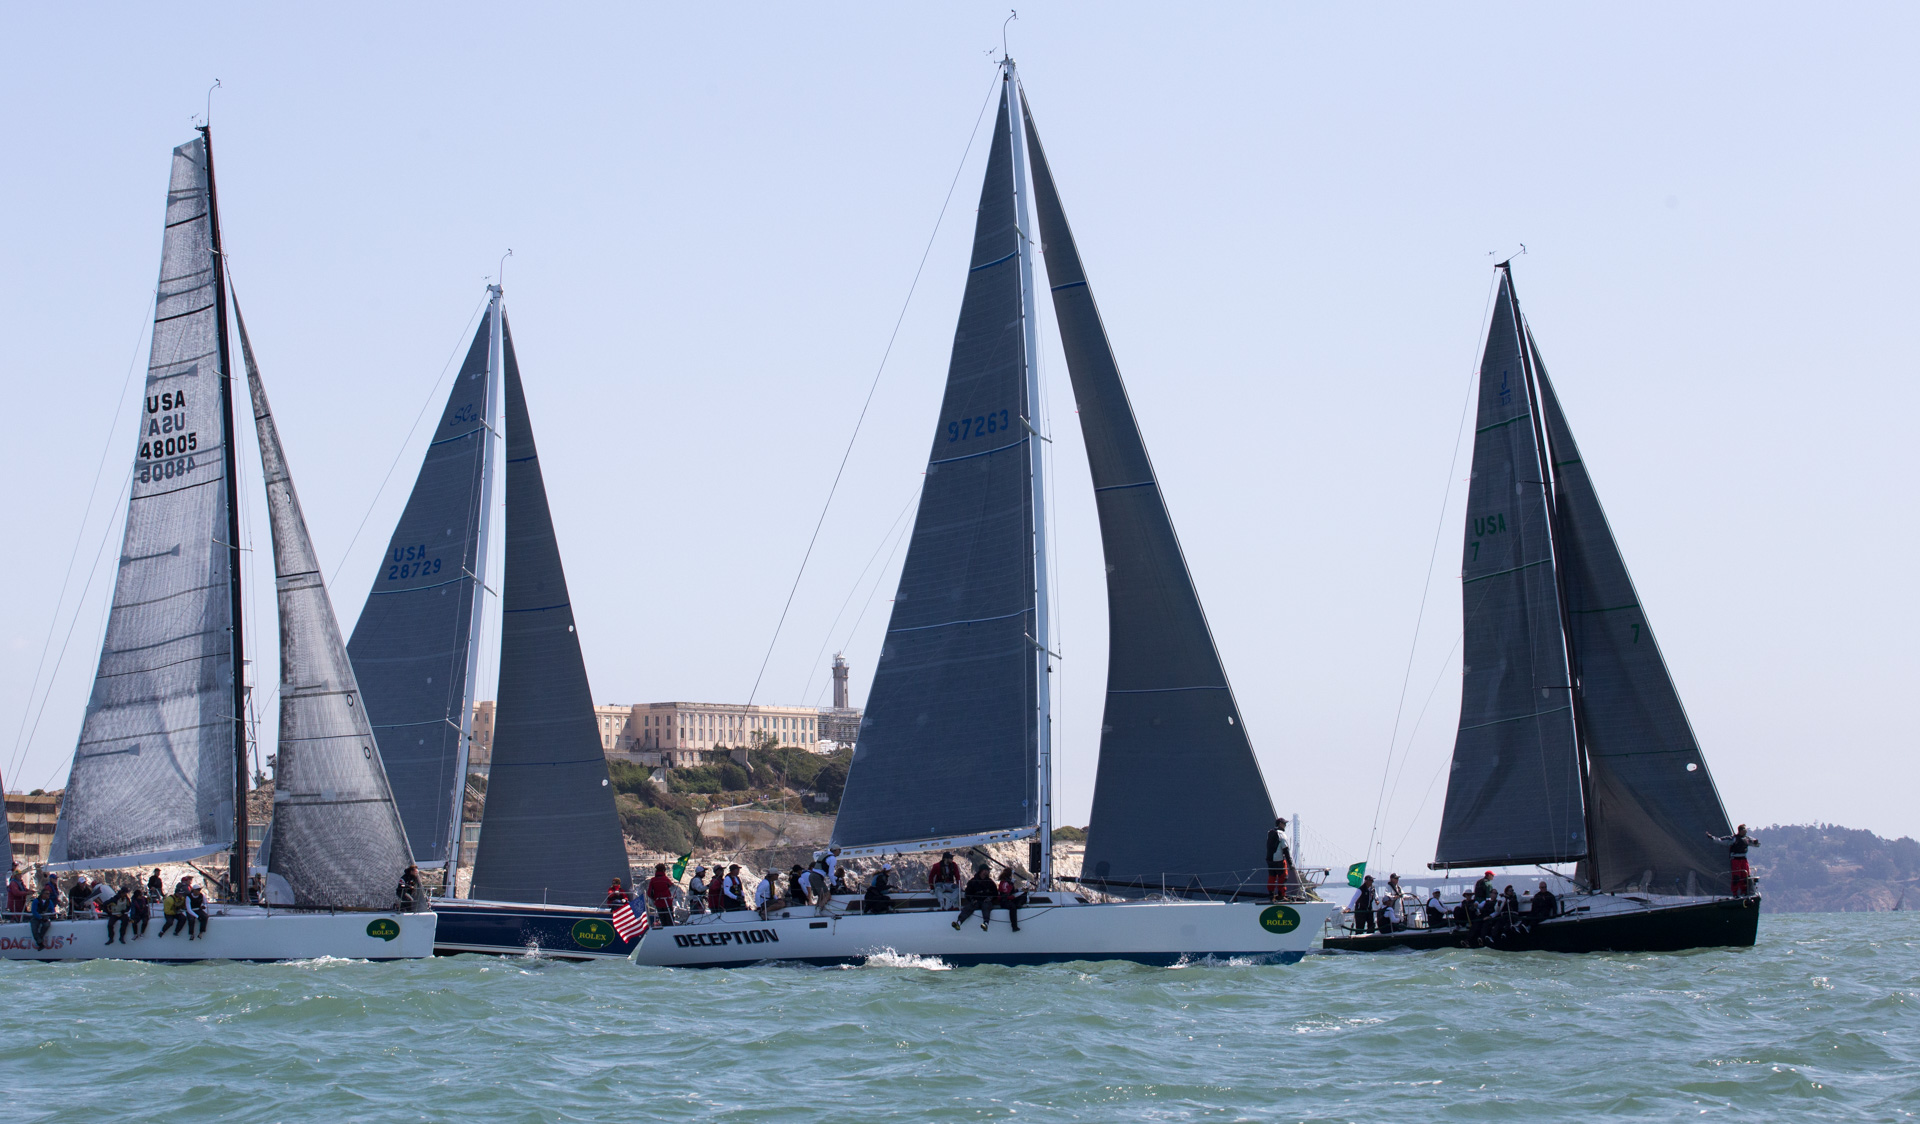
{"left": 1425, "top": 888, "right": 1446, "bottom": 927}
{"left": 928, "top": 851, "right": 963, "bottom": 911}
{"left": 863, "top": 865, "right": 895, "bottom": 915}
{"left": 952, "top": 865, "right": 998, "bottom": 931}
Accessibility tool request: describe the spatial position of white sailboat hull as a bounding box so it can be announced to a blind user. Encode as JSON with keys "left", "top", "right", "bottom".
{"left": 0, "top": 907, "right": 436, "bottom": 962}
{"left": 630, "top": 895, "right": 1336, "bottom": 969}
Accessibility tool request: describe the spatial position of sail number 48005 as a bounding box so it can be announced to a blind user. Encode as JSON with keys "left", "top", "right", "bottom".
{"left": 948, "top": 410, "right": 1011, "bottom": 444}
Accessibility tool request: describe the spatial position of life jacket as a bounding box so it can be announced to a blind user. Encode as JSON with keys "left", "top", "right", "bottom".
{"left": 163, "top": 894, "right": 181, "bottom": 917}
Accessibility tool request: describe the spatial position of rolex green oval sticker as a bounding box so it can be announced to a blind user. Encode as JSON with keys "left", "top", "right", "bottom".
{"left": 1258, "top": 905, "right": 1301, "bottom": 934}
{"left": 366, "top": 918, "right": 400, "bottom": 942}
{"left": 571, "top": 919, "right": 615, "bottom": 950}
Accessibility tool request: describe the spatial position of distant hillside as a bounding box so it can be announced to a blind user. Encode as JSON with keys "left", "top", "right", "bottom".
{"left": 1752, "top": 824, "right": 1920, "bottom": 913}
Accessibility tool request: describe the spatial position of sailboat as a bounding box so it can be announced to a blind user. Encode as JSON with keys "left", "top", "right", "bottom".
{"left": 2, "top": 129, "right": 432, "bottom": 961}
{"left": 345, "top": 286, "right": 634, "bottom": 959}
{"left": 631, "top": 58, "right": 1334, "bottom": 969}
{"left": 1325, "top": 263, "right": 1760, "bottom": 954}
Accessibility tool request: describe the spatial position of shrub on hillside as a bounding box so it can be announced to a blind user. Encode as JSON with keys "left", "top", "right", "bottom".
{"left": 618, "top": 795, "right": 693, "bottom": 853}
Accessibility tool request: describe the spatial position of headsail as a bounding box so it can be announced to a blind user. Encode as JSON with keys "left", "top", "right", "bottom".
{"left": 1433, "top": 272, "right": 1587, "bottom": 870}
{"left": 49, "top": 137, "right": 238, "bottom": 871}
{"left": 832, "top": 80, "right": 1042, "bottom": 852}
{"left": 467, "top": 316, "right": 631, "bottom": 905}
{"left": 239, "top": 305, "right": 414, "bottom": 907}
{"left": 1531, "top": 337, "right": 1731, "bottom": 892}
{"left": 1021, "top": 94, "right": 1277, "bottom": 896}
{"left": 346, "top": 313, "right": 494, "bottom": 868}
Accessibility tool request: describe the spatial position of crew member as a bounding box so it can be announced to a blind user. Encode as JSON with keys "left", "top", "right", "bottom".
{"left": 994, "top": 868, "right": 1024, "bottom": 933}
{"left": 6, "top": 865, "right": 27, "bottom": 918}
{"left": 1348, "top": 875, "right": 1377, "bottom": 934}
{"left": 1529, "top": 881, "right": 1558, "bottom": 923}
{"left": 952, "top": 866, "right": 998, "bottom": 931}
{"left": 397, "top": 865, "right": 424, "bottom": 912}
{"left": 1265, "top": 818, "right": 1294, "bottom": 903}
{"left": 863, "top": 865, "right": 894, "bottom": 915}
{"left": 185, "top": 881, "right": 210, "bottom": 940}
{"left": 754, "top": 869, "right": 784, "bottom": 918}
{"left": 1710, "top": 825, "right": 1759, "bottom": 896}
{"left": 721, "top": 865, "right": 747, "bottom": 912}
{"left": 645, "top": 864, "right": 676, "bottom": 926}
{"left": 928, "top": 852, "right": 963, "bottom": 911}
{"left": 102, "top": 887, "right": 132, "bottom": 946}
{"left": 606, "top": 877, "right": 631, "bottom": 908}
{"left": 686, "top": 866, "right": 709, "bottom": 914}
{"left": 28, "top": 884, "right": 57, "bottom": 950}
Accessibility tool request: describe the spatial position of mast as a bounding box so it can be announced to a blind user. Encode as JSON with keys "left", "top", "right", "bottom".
{"left": 447, "top": 285, "right": 503, "bottom": 896}
{"left": 1503, "top": 262, "right": 1599, "bottom": 889}
{"left": 200, "top": 124, "right": 248, "bottom": 899}
{"left": 1006, "top": 57, "right": 1054, "bottom": 886}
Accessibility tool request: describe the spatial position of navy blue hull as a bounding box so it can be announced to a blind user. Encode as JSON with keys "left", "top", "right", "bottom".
{"left": 432, "top": 900, "right": 637, "bottom": 960}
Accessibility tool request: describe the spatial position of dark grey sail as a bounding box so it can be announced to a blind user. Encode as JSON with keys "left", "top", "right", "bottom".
{"left": 346, "top": 316, "right": 492, "bottom": 868}
{"left": 49, "top": 136, "right": 238, "bottom": 870}
{"left": 833, "top": 84, "right": 1041, "bottom": 849}
{"left": 1434, "top": 274, "right": 1587, "bottom": 869}
{"left": 239, "top": 305, "right": 415, "bottom": 907}
{"left": 467, "top": 317, "right": 631, "bottom": 905}
{"left": 1531, "top": 341, "right": 1731, "bottom": 893}
{"left": 1021, "top": 95, "right": 1276, "bottom": 896}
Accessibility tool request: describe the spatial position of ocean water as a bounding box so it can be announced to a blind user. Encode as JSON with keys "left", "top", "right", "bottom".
{"left": 1, "top": 912, "right": 1913, "bottom": 1122}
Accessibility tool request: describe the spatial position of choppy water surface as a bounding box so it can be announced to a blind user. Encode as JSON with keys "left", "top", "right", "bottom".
{"left": 2, "top": 912, "right": 1914, "bottom": 1122}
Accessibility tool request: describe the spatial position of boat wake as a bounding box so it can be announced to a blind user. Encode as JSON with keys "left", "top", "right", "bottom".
{"left": 854, "top": 948, "right": 952, "bottom": 971}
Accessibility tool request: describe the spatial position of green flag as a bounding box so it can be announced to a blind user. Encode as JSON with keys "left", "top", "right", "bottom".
{"left": 671, "top": 852, "right": 693, "bottom": 880}
{"left": 1347, "top": 861, "right": 1368, "bottom": 888}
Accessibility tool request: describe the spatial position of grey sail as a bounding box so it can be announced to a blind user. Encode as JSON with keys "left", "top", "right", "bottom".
{"left": 346, "top": 316, "right": 492, "bottom": 867}
{"left": 239, "top": 305, "right": 415, "bottom": 907}
{"left": 833, "top": 85, "right": 1040, "bottom": 849}
{"left": 1433, "top": 274, "right": 1587, "bottom": 869}
{"left": 48, "top": 137, "right": 238, "bottom": 870}
{"left": 1531, "top": 340, "right": 1731, "bottom": 892}
{"left": 1021, "top": 95, "right": 1276, "bottom": 896}
{"left": 467, "top": 317, "right": 631, "bottom": 904}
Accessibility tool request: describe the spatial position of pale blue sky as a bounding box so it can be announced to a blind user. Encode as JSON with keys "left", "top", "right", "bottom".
{"left": 3, "top": 5, "right": 1915, "bottom": 871}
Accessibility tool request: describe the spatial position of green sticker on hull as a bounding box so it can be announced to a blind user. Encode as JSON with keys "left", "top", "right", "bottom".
{"left": 571, "top": 919, "right": 616, "bottom": 950}
{"left": 1258, "top": 905, "right": 1301, "bottom": 934}
{"left": 366, "top": 918, "right": 400, "bottom": 942}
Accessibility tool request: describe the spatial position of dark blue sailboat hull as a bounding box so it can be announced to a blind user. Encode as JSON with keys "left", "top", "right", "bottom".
{"left": 431, "top": 899, "right": 637, "bottom": 960}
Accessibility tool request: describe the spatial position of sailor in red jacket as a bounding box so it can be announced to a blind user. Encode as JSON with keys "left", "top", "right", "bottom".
{"left": 645, "top": 864, "right": 676, "bottom": 926}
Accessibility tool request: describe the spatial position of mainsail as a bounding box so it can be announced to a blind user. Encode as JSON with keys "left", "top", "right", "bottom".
{"left": 345, "top": 313, "right": 494, "bottom": 867}
{"left": 1531, "top": 333, "right": 1731, "bottom": 892}
{"left": 466, "top": 317, "right": 631, "bottom": 905}
{"left": 49, "top": 136, "right": 239, "bottom": 871}
{"left": 1021, "top": 95, "right": 1277, "bottom": 895}
{"left": 239, "top": 305, "right": 414, "bottom": 907}
{"left": 832, "top": 80, "right": 1042, "bottom": 850}
{"left": 1434, "top": 271, "right": 1587, "bottom": 869}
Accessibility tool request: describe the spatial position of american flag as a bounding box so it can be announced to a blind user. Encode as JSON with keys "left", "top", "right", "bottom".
{"left": 611, "top": 902, "right": 649, "bottom": 941}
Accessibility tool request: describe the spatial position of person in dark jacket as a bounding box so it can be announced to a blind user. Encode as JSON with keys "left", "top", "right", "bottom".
{"left": 1529, "top": 882, "right": 1558, "bottom": 923}
{"left": 101, "top": 887, "right": 132, "bottom": 945}
{"left": 397, "top": 865, "right": 423, "bottom": 912}
{"left": 147, "top": 869, "right": 164, "bottom": 900}
{"left": 185, "top": 883, "right": 210, "bottom": 940}
{"left": 994, "top": 869, "right": 1024, "bottom": 933}
{"left": 1265, "top": 818, "right": 1293, "bottom": 903}
{"left": 1349, "top": 875, "right": 1377, "bottom": 934}
{"left": 1710, "top": 825, "right": 1759, "bottom": 896}
{"left": 720, "top": 865, "right": 747, "bottom": 912}
{"left": 129, "top": 886, "right": 152, "bottom": 939}
{"left": 952, "top": 867, "right": 998, "bottom": 931}
{"left": 28, "top": 885, "right": 57, "bottom": 950}
{"left": 787, "top": 865, "right": 809, "bottom": 910}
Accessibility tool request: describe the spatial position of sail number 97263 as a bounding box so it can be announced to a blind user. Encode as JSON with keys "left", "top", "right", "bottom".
{"left": 948, "top": 410, "right": 1011, "bottom": 443}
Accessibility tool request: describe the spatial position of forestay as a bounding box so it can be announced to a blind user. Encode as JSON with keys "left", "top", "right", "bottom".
{"left": 49, "top": 137, "right": 238, "bottom": 871}
{"left": 1532, "top": 342, "right": 1731, "bottom": 892}
{"left": 832, "top": 84, "right": 1041, "bottom": 850}
{"left": 1021, "top": 95, "right": 1277, "bottom": 896}
{"left": 1434, "top": 274, "right": 1587, "bottom": 870}
{"left": 239, "top": 305, "right": 414, "bottom": 907}
{"left": 467, "top": 318, "right": 631, "bottom": 905}
{"left": 346, "top": 315, "right": 493, "bottom": 867}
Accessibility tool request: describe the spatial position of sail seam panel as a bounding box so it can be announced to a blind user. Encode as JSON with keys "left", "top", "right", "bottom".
{"left": 886, "top": 607, "right": 1028, "bottom": 635}
{"left": 364, "top": 574, "right": 468, "bottom": 596}
{"left": 1456, "top": 704, "right": 1572, "bottom": 733}
{"left": 928, "top": 436, "right": 1027, "bottom": 466}
{"left": 1107, "top": 684, "right": 1227, "bottom": 694}
{"left": 1093, "top": 480, "right": 1155, "bottom": 493}
{"left": 971, "top": 249, "right": 1018, "bottom": 272}
{"left": 1462, "top": 557, "right": 1551, "bottom": 585}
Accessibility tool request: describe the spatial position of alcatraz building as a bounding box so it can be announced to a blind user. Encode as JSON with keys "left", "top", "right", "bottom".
{"left": 468, "top": 699, "right": 858, "bottom": 771}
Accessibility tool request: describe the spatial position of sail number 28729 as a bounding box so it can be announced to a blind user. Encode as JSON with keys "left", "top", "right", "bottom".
{"left": 948, "top": 410, "right": 1011, "bottom": 443}
{"left": 386, "top": 544, "right": 443, "bottom": 581}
